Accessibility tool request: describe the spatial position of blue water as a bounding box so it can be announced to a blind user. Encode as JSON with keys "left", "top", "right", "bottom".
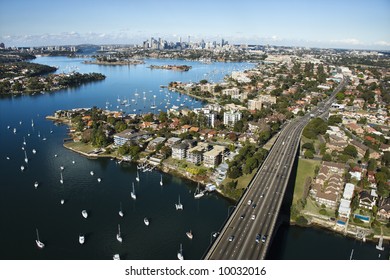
{"left": 354, "top": 214, "right": 370, "bottom": 222}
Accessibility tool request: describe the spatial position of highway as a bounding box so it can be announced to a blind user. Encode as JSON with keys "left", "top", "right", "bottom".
{"left": 204, "top": 78, "right": 347, "bottom": 260}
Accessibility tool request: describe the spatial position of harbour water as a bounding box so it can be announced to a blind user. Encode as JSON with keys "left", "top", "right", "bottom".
{"left": 0, "top": 56, "right": 387, "bottom": 260}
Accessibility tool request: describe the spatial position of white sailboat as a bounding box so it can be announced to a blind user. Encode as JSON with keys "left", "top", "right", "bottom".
{"left": 160, "top": 175, "right": 163, "bottom": 186}
{"left": 20, "top": 165, "right": 25, "bottom": 171}
{"left": 97, "top": 178, "right": 101, "bottom": 183}
{"left": 60, "top": 199, "right": 65, "bottom": 205}
{"left": 175, "top": 195, "right": 183, "bottom": 210}
{"left": 150, "top": 95, "right": 157, "bottom": 109}
{"left": 24, "top": 150, "right": 28, "bottom": 164}
{"left": 194, "top": 183, "right": 204, "bottom": 199}
{"left": 144, "top": 217, "right": 149, "bottom": 226}
{"left": 131, "top": 182, "right": 136, "bottom": 200}
{"left": 186, "top": 230, "right": 193, "bottom": 240}
{"left": 82, "top": 210, "right": 88, "bottom": 219}
{"left": 34, "top": 181, "right": 39, "bottom": 189}
{"left": 31, "top": 119, "right": 34, "bottom": 127}
{"left": 177, "top": 243, "right": 184, "bottom": 260}
{"left": 90, "top": 171, "right": 94, "bottom": 176}
{"left": 35, "top": 228, "right": 45, "bottom": 249}
{"left": 119, "top": 202, "right": 124, "bottom": 217}
{"left": 116, "top": 224, "right": 122, "bottom": 243}
{"left": 23, "top": 137, "right": 26, "bottom": 146}
{"left": 60, "top": 172, "right": 64, "bottom": 184}
{"left": 79, "top": 234, "right": 85, "bottom": 245}
{"left": 136, "top": 171, "right": 139, "bottom": 182}
{"left": 32, "top": 149, "right": 36, "bottom": 154}
{"left": 113, "top": 254, "right": 120, "bottom": 260}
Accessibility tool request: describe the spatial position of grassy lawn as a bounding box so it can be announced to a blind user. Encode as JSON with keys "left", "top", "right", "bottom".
{"left": 304, "top": 198, "right": 336, "bottom": 218}
{"left": 292, "top": 158, "right": 320, "bottom": 204}
{"left": 64, "top": 141, "right": 96, "bottom": 153}
{"left": 222, "top": 168, "right": 257, "bottom": 190}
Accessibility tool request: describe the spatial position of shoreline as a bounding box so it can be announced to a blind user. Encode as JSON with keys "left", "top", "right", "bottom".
{"left": 83, "top": 60, "right": 144, "bottom": 66}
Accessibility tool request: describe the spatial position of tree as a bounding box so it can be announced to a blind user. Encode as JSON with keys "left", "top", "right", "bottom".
{"left": 302, "top": 142, "right": 315, "bottom": 153}
{"left": 367, "top": 159, "right": 377, "bottom": 172}
{"left": 304, "top": 150, "right": 314, "bottom": 159}
{"left": 343, "top": 145, "right": 358, "bottom": 158}
{"left": 228, "top": 165, "right": 242, "bottom": 179}
{"left": 328, "top": 115, "right": 342, "bottom": 125}
{"left": 322, "top": 153, "right": 332, "bottom": 161}
{"left": 382, "top": 152, "right": 390, "bottom": 167}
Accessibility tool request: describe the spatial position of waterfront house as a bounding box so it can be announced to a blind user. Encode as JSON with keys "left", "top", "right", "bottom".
{"left": 338, "top": 199, "right": 351, "bottom": 219}
{"left": 113, "top": 129, "right": 135, "bottom": 146}
{"left": 359, "top": 191, "right": 376, "bottom": 210}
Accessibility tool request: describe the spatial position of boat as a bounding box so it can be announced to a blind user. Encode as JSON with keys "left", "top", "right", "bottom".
{"left": 144, "top": 217, "right": 149, "bottom": 226}
{"left": 20, "top": 165, "right": 25, "bottom": 171}
{"left": 113, "top": 254, "right": 120, "bottom": 260}
{"left": 13, "top": 128, "right": 16, "bottom": 134}
{"left": 90, "top": 171, "right": 94, "bottom": 176}
{"left": 194, "top": 183, "right": 204, "bottom": 199}
{"left": 160, "top": 175, "right": 163, "bottom": 186}
{"left": 60, "top": 172, "right": 63, "bottom": 184}
{"left": 24, "top": 150, "right": 28, "bottom": 164}
{"left": 177, "top": 243, "right": 184, "bottom": 260}
{"left": 34, "top": 181, "right": 39, "bottom": 189}
{"left": 35, "top": 228, "right": 45, "bottom": 249}
{"left": 186, "top": 230, "right": 193, "bottom": 240}
{"left": 136, "top": 171, "right": 139, "bottom": 182}
{"left": 72, "top": 160, "right": 75, "bottom": 164}
{"left": 32, "top": 149, "right": 36, "bottom": 154}
{"left": 119, "top": 202, "right": 124, "bottom": 217}
{"left": 97, "top": 178, "right": 101, "bottom": 183}
{"left": 131, "top": 182, "right": 136, "bottom": 200}
{"left": 6, "top": 156, "right": 10, "bottom": 160}
{"left": 60, "top": 166, "right": 64, "bottom": 171}
{"left": 376, "top": 235, "right": 385, "bottom": 251}
{"left": 60, "top": 199, "right": 65, "bottom": 205}
{"left": 23, "top": 137, "right": 26, "bottom": 145}
{"left": 79, "top": 234, "right": 85, "bottom": 245}
{"left": 82, "top": 210, "right": 88, "bottom": 219}
{"left": 31, "top": 119, "right": 34, "bottom": 127}
{"left": 175, "top": 195, "right": 183, "bottom": 210}
{"left": 116, "top": 224, "right": 122, "bottom": 243}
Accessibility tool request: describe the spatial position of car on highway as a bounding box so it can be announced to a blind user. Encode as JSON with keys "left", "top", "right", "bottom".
{"left": 251, "top": 214, "right": 256, "bottom": 220}
{"left": 252, "top": 203, "right": 257, "bottom": 208}
{"left": 228, "top": 235, "right": 235, "bottom": 242}
{"left": 247, "top": 199, "right": 252, "bottom": 205}
{"left": 255, "top": 234, "right": 261, "bottom": 243}
{"left": 260, "top": 194, "right": 264, "bottom": 198}
{"left": 240, "top": 214, "right": 245, "bottom": 219}
{"left": 261, "top": 235, "right": 267, "bottom": 243}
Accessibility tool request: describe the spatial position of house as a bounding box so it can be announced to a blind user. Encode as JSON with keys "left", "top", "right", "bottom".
{"left": 377, "top": 197, "right": 390, "bottom": 220}
{"left": 338, "top": 199, "right": 351, "bottom": 218}
{"left": 166, "top": 137, "right": 181, "bottom": 147}
{"left": 223, "top": 110, "right": 242, "bottom": 126}
{"left": 146, "top": 137, "right": 166, "bottom": 151}
{"left": 181, "top": 124, "right": 191, "bottom": 133}
{"left": 113, "top": 129, "right": 135, "bottom": 146}
{"left": 171, "top": 143, "right": 189, "bottom": 160}
{"left": 349, "top": 140, "right": 368, "bottom": 158}
{"left": 359, "top": 191, "right": 376, "bottom": 210}
{"left": 343, "top": 183, "right": 355, "bottom": 200}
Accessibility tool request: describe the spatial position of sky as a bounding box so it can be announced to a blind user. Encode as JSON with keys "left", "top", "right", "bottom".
{"left": 0, "top": 0, "right": 389, "bottom": 50}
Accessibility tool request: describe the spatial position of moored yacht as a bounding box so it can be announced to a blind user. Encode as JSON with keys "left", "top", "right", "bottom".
{"left": 34, "top": 181, "right": 39, "bottom": 189}
{"left": 79, "top": 234, "right": 85, "bottom": 244}
{"left": 186, "top": 230, "right": 193, "bottom": 240}
{"left": 116, "top": 224, "right": 122, "bottom": 243}
{"left": 144, "top": 217, "right": 149, "bottom": 226}
{"left": 177, "top": 243, "right": 184, "bottom": 260}
{"left": 175, "top": 195, "right": 183, "bottom": 210}
{"left": 82, "top": 210, "right": 88, "bottom": 219}
{"left": 35, "top": 228, "right": 45, "bottom": 249}
{"left": 131, "top": 182, "right": 136, "bottom": 200}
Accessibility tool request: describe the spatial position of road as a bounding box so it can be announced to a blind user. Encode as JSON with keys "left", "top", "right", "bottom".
{"left": 204, "top": 78, "right": 347, "bottom": 260}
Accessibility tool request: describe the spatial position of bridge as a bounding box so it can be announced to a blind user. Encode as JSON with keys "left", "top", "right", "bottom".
{"left": 204, "top": 78, "right": 347, "bottom": 260}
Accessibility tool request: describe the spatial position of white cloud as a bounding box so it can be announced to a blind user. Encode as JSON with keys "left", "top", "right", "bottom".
{"left": 375, "top": 40, "right": 390, "bottom": 47}
{"left": 330, "top": 38, "right": 362, "bottom": 45}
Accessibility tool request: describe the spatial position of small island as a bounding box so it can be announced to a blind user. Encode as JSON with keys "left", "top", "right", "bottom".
{"left": 84, "top": 57, "right": 144, "bottom": 66}
{"left": 149, "top": 64, "right": 191, "bottom": 71}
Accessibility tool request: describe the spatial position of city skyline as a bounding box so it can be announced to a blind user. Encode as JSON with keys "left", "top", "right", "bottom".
{"left": 1, "top": 0, "right": 389, "bottom": 50}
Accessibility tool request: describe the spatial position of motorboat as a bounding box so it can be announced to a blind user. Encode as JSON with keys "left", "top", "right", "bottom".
{"left": 175, "top": 195, "right": 183, "bottom": 210}
{"left": 34, "top": 181, "right": 39, "bottom": 189}
{"left": 144, "top": 217, "right": 149, "bottom": 226}
{"left": 82, "top": 210, "right": 88, "bottom": 219}
{"left": 186, "top": 230, "right": 193, "bottom": 240}
{"left": 116, "top": 224, "right": 122, "bottom": 243}
{"left": 177, "top": 243, "right": 184, "bottom": 260}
